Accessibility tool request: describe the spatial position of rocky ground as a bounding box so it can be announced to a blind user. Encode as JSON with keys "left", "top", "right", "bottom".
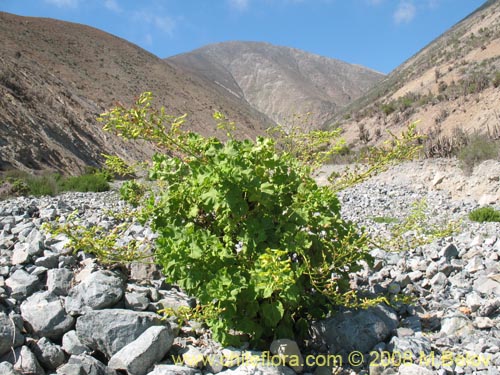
{"left": 0, "top": 159, "right": 499, "bottom": 375}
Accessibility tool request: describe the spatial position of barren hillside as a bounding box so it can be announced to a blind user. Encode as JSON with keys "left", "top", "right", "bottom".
{"left": 168, "top": 41, "right": 384, "bottom": 129}
{"left": 0, "top": 12, "right": 272, "bottom": 174}
{"left": 337, "top": 0, "right": 500, "bottom": 148}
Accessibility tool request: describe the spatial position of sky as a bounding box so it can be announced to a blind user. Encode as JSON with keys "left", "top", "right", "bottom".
{"left": 0, "top": 0, "right": 488, "bottom": 74}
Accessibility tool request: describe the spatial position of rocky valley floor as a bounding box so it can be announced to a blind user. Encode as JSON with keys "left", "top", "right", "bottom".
{"left": 0, "top": 158, "right": 499, "bottom": 375}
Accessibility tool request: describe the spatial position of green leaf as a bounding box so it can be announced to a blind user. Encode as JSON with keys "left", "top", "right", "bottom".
{"left": 260, "top": 301, "right": 284, "bottom": 328}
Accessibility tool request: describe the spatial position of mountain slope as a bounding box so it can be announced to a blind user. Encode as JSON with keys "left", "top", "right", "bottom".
{"left": 168, "top": 41, "right": 384, "bottom": 129}
{"left": 0, "top": 12, "right": 272, "bottom": 173}
{"left": 337, "top": 0, "right": 500, "bottom": 146}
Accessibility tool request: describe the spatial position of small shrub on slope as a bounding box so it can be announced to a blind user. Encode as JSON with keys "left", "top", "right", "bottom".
{"left": 469, "top": 206, "right": 500, "bottom": 223}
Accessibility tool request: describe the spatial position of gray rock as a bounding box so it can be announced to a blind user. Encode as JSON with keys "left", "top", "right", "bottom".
{"left": 182, "top": 346, "right": 205, "bottom": 368}
{"left": 0, "top": 361, "right": 21, "bottom": 375}
{"left": 270, "top": 339, "right": 304, "bottom": 373}
{"left": 474, "top": 275, "right": 500, "bottom": 296}
{"left": 0, "top": 312, "right": 24, "bottom": 356}
{"left": 147, "top": 365, "right": 201, "bottom": 375}
{"left": 5, "top": 269, "right": 40, "bottom": 299}
{"left": 31, "top": 337, "right": 66, "bottom": 371}
{"left": 108, "top": 325, "right": 174, "bottom": 375}
{"left": 56, "top": 363, "right": 86, "bottom": 375}
{"left": 128, "top": 260, "right": 162, "bottom": 282}
{"left": 13, "top": 345, "right": 45, "bottom": 375}
{"left": 20, "top": 291, "right": 74, "bottom": 340}
{"left": 34, "top": 252, "right": 59, "bottom": 269}
{"left": 218, "top": 365, "right": 296, "bottom": 375}
{"left": 440, "top": 314, "right": 474, "bottom": 337}
{"left": 313, "top": 304, "right": 398, "bottom": 354}
{"left": 397, "top": 364, "right": 434, "bottom": 375}
{"left": 11, "top": 243, "right": 30, "bottom": 265}
{"left": 440, "top": 243, "right": 459, "bottom": 260}
{"left": 430, "top": 272, "right": 448, "bottom": 291}
{"left": 387, "top": 335, "right": 431, "bottom": 360}
{"left": 75, "top": 309, "right": 163, "bottom": 358}
{"left": 46, "top": 268, "right": 74, "bottom": 296}
{"left": 62, "top": 354, "right": 116, "bottom": 375}
{"left": 62, "top": 330, "right": 90, "bottom": 356}
{"left": 124, "top": 292, "right": 150, "bottom": 311}
{"left": 65, "top": 270, "right": 125, "bottom": 315}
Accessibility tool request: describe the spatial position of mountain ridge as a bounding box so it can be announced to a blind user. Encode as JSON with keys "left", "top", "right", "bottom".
{"left": 167, "top": 41, "right": 385, "bottom": 129}
{"left": 0, "top": 12, "right": 272, "bottom": 173}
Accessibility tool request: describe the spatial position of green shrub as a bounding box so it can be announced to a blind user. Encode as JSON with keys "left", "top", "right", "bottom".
{"left": 24, "top": 174, "right": 60, "bottom": 196}
{"left": 98, "top": 92, "right": 387, "bottom": 347}
{"left": 457, "top": 133, "right": 499, "bottom": 173}
{"left": 371, "top": 216, "right": 399, "bottom": 224}
{"left": 493, "top": 71, "right": 500, "bottom": 88}
{"left": 60, "top": 173, "right": 110, "bottom": 192}
{"left": 469, "top": 206, "right": 500, "bottom": 222}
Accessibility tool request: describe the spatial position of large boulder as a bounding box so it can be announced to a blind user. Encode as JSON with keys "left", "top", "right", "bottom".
{"left": 0, "top": 312, "right": 24, "bottom": 356}
{"left": 75, "top": 309, "right": 164, "bottom": 358}
{"left": 20, "top": 291, "right": 74, "bottom": 340}
{"left": 312, "top": 304, "right": 398, "bottom": 354}
{"left": 108, "top": 325, "right": 174, "bottom": 375}
{"left": 65, "top": 270, "right": 125, "bottom": 315}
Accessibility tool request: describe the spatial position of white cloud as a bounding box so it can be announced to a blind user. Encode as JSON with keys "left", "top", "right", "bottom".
{"left": 228, "top": 0, "right": 250, "bottom": 11}
{"left": 104, "top": 0, "right": 121, "bottom": 13}
{"left": 154, "top": 16, "right": 176, "bottom": 35}
{"left": 427, "top": 0, "right": 440, "bottom": 9}
{"left": 44, "top": 0, "right": 79, "bottom": 8}
{"left": 133, "top": 11, "right": 176, "bottom": 37}
{"left": 394, "top": 0, "right": 416, "bottom": 24}
{"left": 144, "top": 33, "right": 153, "bottom": 46}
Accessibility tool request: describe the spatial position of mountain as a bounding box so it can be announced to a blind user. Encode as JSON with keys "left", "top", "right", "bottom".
{"left": 167, "top": 41, "right": 384, "bottom": 129}
{"left": 0, "top": 12, "right": 272, "bottom": 174}
{"left": 336, "top": 0, "right": 500, "bottom": 147}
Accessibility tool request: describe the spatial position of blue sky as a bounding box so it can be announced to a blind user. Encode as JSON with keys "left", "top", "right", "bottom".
{"left": 0, "top": 0, "right": 487, "bottom": 74}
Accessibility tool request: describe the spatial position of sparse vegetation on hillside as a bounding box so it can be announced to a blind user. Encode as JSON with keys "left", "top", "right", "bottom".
{"left": 53, "top": 92, "right": 429, "bottom": 348}
{"left": 469, "top": 206, "right": 500, "bottom": 222}
{"left": 0, "top": 169, "right": 111, "bottom": 198}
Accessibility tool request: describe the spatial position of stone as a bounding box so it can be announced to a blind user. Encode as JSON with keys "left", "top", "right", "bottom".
{"left": 108, "top": 325, "right": 174, "bottom": 375}
{"left": 63, "top": 354, "right": 115, "bottom": 375}
{"left": 473, "top": 275, "right": 500, "bottom": 296}
{"left": 270, "top": 339, "right": 304, "bottom": 373}
{"left": 75, "top": 309, "right": 163, "bottom": 358}
{"left": 440, "top": 243, "right": 459, "bottom": 260}
{"left": 62, "top": 330, "right": 90, "bottom": 356}
{"left": 0, "top": 361, "right": 21, "bottom": 375}
{"left": 5, "top": 269, "right": 40, "bottom": 300}
{"left": 20, "top": 291, "right": 74, "bottom": 340}
{"left": 440, "top": 314, "right": 474, "bottom": 337}
{"left": 397, "top": 364, "right": 434, "bottom": 375}
{"left": 31, "top": 337, "right": 66, "bottom": 371}
{"left": 474, "top": 317, "right": 495, "bottom": 329}
{"left": 465, "top": 292, "right": 482, "bottom": 312}
{"left": 13, "top": 345, "right": 45, "bottom": 375}
{"left": 56, "top": 363, "right": 86, "bottom": 375}
{"left": 11, "top": 243, "right": 30, "bottom": 265}
{"left": 182, "top": 346, "right": 205, "bottom": 368}
{"left": 147, "top": 365, "right": 201, "bottom": 375}
{"left": 430, "top": 272, "right": 448, "bottom": 291}
{"left": 0, "top": 312, "right": 24, "bottom": 356}
{"left": 124, "top": 292, "right": 150, "bottom": 311}
{"left": 218, "top": 365, "right": 296, "bottom": 375}
{"left": 387, "top": 335, "right": 431, "bottom": 360}
{"left": 465, "top": 256, "right": 484, "bottom": 273}
{"left": 65, "top": 270, "right": 125, "bottom": 314}
{"left": 313, "top": 304, "right": 398, "bottom": 354}
{"left": 34, "top": 252, "right": 59, "bottom": 269}
{"left": 46, "top": 268, "right": 73, "bottom": 296}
